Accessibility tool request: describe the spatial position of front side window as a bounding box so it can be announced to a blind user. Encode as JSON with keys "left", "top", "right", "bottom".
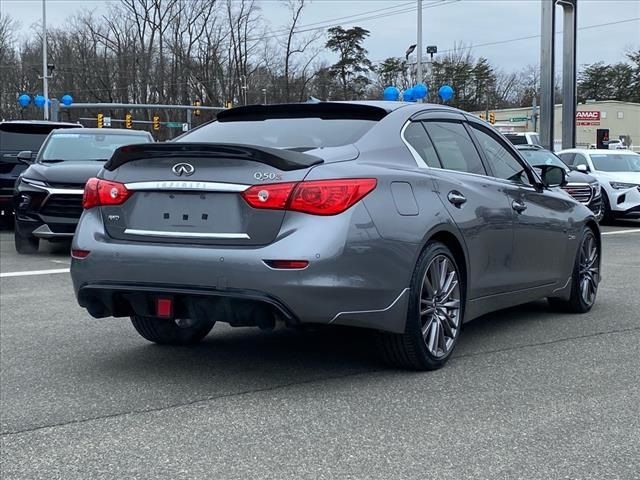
{"left": 423, "top": 122, "right": 486, "bottom": 175}
{"left": 558, "top": 152, "right": 576, "bottom": 166}
{"left": 471, "top": 125, "right": 530, "bottom": 184}
{"left": 402, "top": 122, "right": 441, "bottom": 168}
{"left": 574, "top": 154, "right": 589, "bottom": 168}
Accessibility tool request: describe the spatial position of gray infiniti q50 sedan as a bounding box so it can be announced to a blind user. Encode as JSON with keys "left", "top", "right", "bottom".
{"left": 70, "top": 101, "right": 601, "bottom": 370}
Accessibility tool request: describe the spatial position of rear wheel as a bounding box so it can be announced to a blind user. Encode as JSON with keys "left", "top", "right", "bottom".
{"left": 378, "top": 242, "right": 464, "bottom": 370}
{"left": 14, "top": 226, "right": 39, "bottom": 254}
{"left": 548, "top": 227, "right": 600, "bottom": 313}
{"left": 130, "top": 316, "right": 215, "bottom": 345}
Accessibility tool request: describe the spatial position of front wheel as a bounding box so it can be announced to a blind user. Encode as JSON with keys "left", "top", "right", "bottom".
{"left": 548, "top": 227, "right": 600, "bottom": 313}
{"left": 14, "top": 228, "right": 39, "bottom": 254}
{"left": 130, "top": 316, "right": 215, "bottom": 345}
{"left": 378, "top": 242, "right": 464, "bottom": 370}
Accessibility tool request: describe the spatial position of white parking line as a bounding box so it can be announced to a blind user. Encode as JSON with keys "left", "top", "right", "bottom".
{"left": 602, "top": 228, "right": 640, "bottom": 236}
{"left": 0, "top": 268, "right": 70, "bottom": 278}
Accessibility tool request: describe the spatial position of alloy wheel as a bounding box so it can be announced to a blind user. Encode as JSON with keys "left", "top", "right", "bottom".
{"left": 419, "top": 255, "right": 461, "bottom": 358}
{"left": 579, "top": 232, "right": 599, "bottom": 306}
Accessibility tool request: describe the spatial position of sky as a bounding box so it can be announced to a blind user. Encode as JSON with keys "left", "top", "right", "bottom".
{"left": 2, "top": 0, "right": 639, "bottom": 73}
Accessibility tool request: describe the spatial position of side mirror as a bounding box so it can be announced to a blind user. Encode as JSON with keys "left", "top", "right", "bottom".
{"left": 576, "top": 164, "right": 589, "bottom": 173}
{"left": 540, "top": 165, "right": 567, "bottom": 188}
{"left": 17, "top": 151, "right": 34, "bottom": 165}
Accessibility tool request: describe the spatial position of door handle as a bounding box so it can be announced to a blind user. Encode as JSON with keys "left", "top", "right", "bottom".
{"left": 512, "top": 200, "right": 527, "bottom": 213}
{"left": 447, "top": 191, "right": 467, "bottom": 207}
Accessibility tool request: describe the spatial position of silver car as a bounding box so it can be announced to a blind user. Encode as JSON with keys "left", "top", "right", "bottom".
{"left": 71, "top": 102, "right": 601, "bottom": 370}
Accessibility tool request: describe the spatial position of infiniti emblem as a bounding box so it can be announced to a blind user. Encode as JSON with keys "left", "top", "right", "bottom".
{"left": 172, "top": 163, "right": 195, "bottom": 177}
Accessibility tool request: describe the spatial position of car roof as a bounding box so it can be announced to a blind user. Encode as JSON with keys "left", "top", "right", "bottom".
{"left": 49, "top": 127, "right": 151, "bottom": 135}
{"left": 0, "top": 120, "right": 79, "bottom": 127}
{"left": 562, "top": 148, "right": 637, "bottom": 155}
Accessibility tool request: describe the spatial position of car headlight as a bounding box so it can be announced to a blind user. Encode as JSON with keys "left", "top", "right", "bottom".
{"left": 609, "top": 182, "right": 638, "bottom": 190}
{"left": 592, "top": 182, "right": 601, "bottom": 196}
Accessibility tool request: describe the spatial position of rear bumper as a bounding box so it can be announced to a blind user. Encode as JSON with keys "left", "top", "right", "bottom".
{"left": 71, "top": 207, "right": 416, "bottom": 333}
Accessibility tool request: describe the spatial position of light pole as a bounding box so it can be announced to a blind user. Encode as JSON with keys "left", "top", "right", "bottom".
{"left": 416, "top": 0, "right": 423, "bottom": 89}
{"left": 41, "top": 0, "right": 49, "bottom": 120}
{"left": 262, "top": 88, "right": 267, "bottom": 104}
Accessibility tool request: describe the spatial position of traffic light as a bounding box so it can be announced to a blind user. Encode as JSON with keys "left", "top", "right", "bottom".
{"left": 153, "top": 115, "right": 160, "bottom": 131}
{"left": 125, "top": 113, "right": 132, "bottom": 129}
{"left": 97, "top": 113, "right": 104, "bottom": 128}
{"left": 489, "top": 112, "right": 496, "bottom": 124}
{"left": 225, "top": 101, "right": 233, "bottom": 109}
{"left": 479, "top": 113, "right": 485, "bottom": 120}
{"left": 194, "top": 99, "right": 201, "bottom": 116}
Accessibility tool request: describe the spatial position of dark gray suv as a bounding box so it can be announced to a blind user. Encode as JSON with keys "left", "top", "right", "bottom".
{"left": 70, "top": 102, "right": 601, "bottom": 370}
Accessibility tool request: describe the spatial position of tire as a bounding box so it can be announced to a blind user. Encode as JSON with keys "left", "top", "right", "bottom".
{"left": 600, "top": 194, "right": 615, "bottom": 224}
{"left": 130, "top": 315, "right": 215, "bottom": 345}
{"left": 378, "top": 241, "right": 465, "bottom": 370}
{"left": 14, "top": 229, "right": 39, "bottom": 254}
{"left": 548, "top": 227, "right": 600, "bottom": 313}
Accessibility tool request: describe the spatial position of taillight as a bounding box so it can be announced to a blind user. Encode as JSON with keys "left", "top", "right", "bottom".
{"left": 241, "top": 178, "right": 376, "bottom": 216}
{"left": 289, "top": 179, "right": 377, "bottom": 215}
{"left": 241, "top": 182, "right": 297, "bottom": 210}
{"left": 83, "top": 177, "right": 131, "bottom": 209}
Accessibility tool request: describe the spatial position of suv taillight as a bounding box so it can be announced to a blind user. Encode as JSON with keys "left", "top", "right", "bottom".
{"left": 241, "top": 178, "right": 376, "bottom": 216}
{"left": 83, "top": 177, "right": 131, "bottom": 209}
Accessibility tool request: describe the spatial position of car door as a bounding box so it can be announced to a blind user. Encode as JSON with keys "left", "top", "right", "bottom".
{"left": 467, "top": 121, "right": 574, "bottom": 289}
{"left": 405, "top": 113, "right": 515, "bottom": 300}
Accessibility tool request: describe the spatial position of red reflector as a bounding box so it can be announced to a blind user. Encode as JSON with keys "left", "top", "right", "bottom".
{"left": 71, "top": 249, "right": 91, "bottom": 259}
{"left": 289, "top": 178, "right": 377, "bottom": 215}
{"left": 264, "top": 260, "right": 309, "bottom": 270}
{"left": 241, "top": 182, "right": 297, "bottom": 210}
{"left": 156, "top": 298, "right": 173, "bottom": 318}
{"left": 83, "top": 177, "right": 131, "bottom": 209}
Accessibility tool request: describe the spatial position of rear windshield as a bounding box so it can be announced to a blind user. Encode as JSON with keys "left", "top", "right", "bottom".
{"left": 504, "top": 134, "right": 528, "bottom": 145}
{"left": 40, "top": 132, "right": 151, "bottom": 161}
{"left": 178, "top": 118, "right": 377, "bottom": 149}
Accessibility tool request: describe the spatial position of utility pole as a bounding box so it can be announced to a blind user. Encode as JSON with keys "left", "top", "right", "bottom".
{"left": 416, "top": 0, "right": 423, "bottom": 99}
{"left": 41, "top": 0, "right": 49, "bottom": 120}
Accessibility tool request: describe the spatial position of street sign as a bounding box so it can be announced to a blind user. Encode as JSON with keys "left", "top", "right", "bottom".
{"left": 509, "top": 117, "right": 529, "bottom": 122}
{"left": 182, "top": 123, "right": 189, "bottom": 132}
{"left": 103, "top": 116, "right": 111, "bottom": 127}
{"left": 165, "top": 121, "right": 182, "bottom": 128}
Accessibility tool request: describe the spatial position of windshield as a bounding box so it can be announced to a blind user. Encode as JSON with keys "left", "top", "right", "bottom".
{"left": 518, "top": 149, "right": 567, "bottom": 170}
{"left": 591, "top": 154, "right": 640, "bottom": 172}
{"left": 39, "top": 132, "right": 151, "bottom": 161}
{"left": 178, "top": 118, "right": 378, "bottom": 149}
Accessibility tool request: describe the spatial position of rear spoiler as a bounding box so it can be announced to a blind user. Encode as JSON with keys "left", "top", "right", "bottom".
{"left": 104, "top": 142, "right": 323, "bottom": 171}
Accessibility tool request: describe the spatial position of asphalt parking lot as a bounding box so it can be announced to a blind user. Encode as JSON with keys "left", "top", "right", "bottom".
{"left": 1, "top": 221, "right": 639, "bottom": 480}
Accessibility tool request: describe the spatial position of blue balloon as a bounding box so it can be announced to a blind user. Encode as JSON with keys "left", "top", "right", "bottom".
{"left": 413, "top": 83, "right": 428, "bottom": 99}
{"left": 383, "top": 86, "right": 400, "bottom": 101}
{"left": 403, "top": 88, "right": 415, "bottom": 102}
{"left": 61, "top": 94, "right": 73, "bottom": 106}
{"left": 439, "top": 85, "right": 454, "bottom": 102}
{"left": 18, "top": 94, "right": 31, "bottom": 107}
{"left": 34, "top": 95, "right": 46, "bottom": 108}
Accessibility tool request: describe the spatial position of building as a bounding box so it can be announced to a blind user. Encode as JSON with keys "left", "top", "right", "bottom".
{"left": 473, "top": 100, "right": 640, "bottom": 151}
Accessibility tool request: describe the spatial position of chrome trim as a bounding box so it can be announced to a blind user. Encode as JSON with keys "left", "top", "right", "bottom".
{"left": 123, "top": 228, "right": 250, "bottom": 240}
{"left": 32, "top": 224, "right": 75, "bottom": 238}
{"left": 401, "top": 121, "right": 430, "bottom": 169}
{"left": 124, "top": 181, "right": 249, "bottom": 193}
{"left": 329, "top": 288, "right": 410, "bottom": 324}
{"left": 21, "top": 177, "right": 47, "bottom": 188}
{"left": 21, "top": 178, "right": 84, "bottom": 195}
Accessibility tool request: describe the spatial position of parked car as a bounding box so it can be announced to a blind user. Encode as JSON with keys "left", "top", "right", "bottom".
{"left": 504, "top": 131, "right": 541, "bottom": 146}
{"left": 13, "top": 128, "right": 154, "bottom": 253}
{"left": 70, "top": 102, "right": 600, "bottom": 371}
{"left": 557, "top": 148, "right": 640, "bottom": 221}
{"left": 0, "top": 120, "right": 80, "bottom": 225}
{"left": 516, "top": 145, "right": 603, "bottom": 221}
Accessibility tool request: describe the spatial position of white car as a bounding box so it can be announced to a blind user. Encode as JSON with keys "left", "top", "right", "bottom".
{"left": 557, "top": 149, "right": 640, "bottom": 221}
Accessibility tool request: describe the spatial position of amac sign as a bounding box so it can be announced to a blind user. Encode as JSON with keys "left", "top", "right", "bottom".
{"left": 576, "top": 111, "right": 601, "bottom": 121}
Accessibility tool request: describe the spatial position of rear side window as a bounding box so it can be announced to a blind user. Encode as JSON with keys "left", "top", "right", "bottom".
{"left": 179, "top": 118, "right": 378, "bottom": 150}
{"left": 423, "top": 122, "right": 486, "bottom": 175}
{"left": 505, "top": 134, "right": 528, "bottom": 145}
{"left": 403, "top": 122, "right": 441, "bottom": 168}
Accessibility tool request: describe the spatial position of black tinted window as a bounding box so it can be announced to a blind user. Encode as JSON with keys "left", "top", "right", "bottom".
{"left": 471, "top": 126, "right": 530, "bottom": 184}
{"left": 179, "top": 118, "right": 377, "bottom": 149}
{"left": 403, "top": 122, "right": 441, "bottom": 168}
{"left": 0, "top": 131, "right": 50, "bottom": 151}
{"left": 505, "top": 134, "right": 528, "bottom": 145}
{"left": 423, "top": 122, "right": 485, "bottom": 175}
